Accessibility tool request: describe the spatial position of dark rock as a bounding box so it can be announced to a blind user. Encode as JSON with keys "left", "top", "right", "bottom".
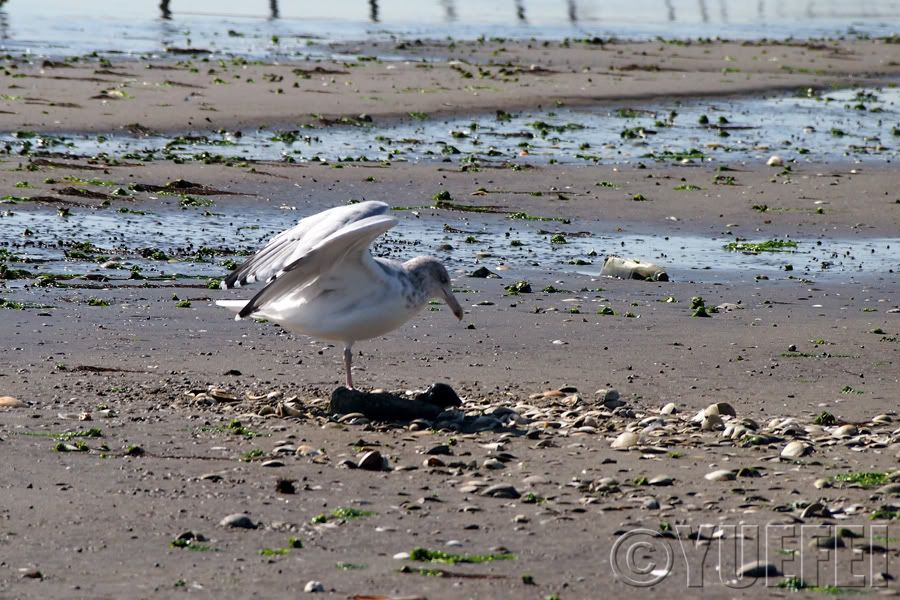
{"left": 223, "top": 369, "right": 242, "bottom": 376}
{"left": 469, "top": 266, "right": 501, "bottom": 279}
{"left": 425, "top": 444, "right": 452, "bottom": 456}
{"left": 415, "top": 383, "right": 463, "bottom": 409}
{"left": 480, "top": 484, "right": 521, "bottom": 499}
{"left": 219, "top": 513, "right": 257, "bottom": 529}
{"left": 357, "top": 450, "right": 387, "bottom": 471}
{"left": 737, "top": 561, "right": 781, "bottom": 578}
{"left": 275, "top": 478, "right": 296, "bottom": 494}
{"left": 329, "top": 387, "right": 442, "bottom": 421}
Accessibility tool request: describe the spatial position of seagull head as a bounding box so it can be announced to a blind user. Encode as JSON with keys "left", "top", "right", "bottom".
{"left": 406, "top": 256, "right": 464, "bottom": 321}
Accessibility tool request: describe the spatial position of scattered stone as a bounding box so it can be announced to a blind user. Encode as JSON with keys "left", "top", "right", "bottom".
{"left": 813, "top": 478, "right": 831, "bottom": 489}
{"left": 20, "top": 568, "right": 42, "bottom": 579}
{"left": 738, "top": 561, "right": 781, "bottom": 578}
{"left": 208, "top": 388, "right": 239, "bottom": 403}
{"left": 275, "top": 478, "right": 296, "bottom": 494}
{"left": 766, "top": 155, "right": 784, "bottom": 167}
{"left": 648, "top": 475, "right": 673, "bottom": 486}
{"left": 705, "top": 469, "right": 736, "bottom": 482}
{"left": 876, "top": 483, "right": 900, "bottom": 496}
{"left": 357, "top": 450, "right": 387, "bottom": 471}
{"left": 704, "top": 402, "right": 737, "bottom": 418}
{"left": 414, "top": 383, "right": 463, "bottom": 409}
{"left": 482, "top": 458, "right": 505, "bottom": 470}
{"left": 480, "top": 484, "right": 521, "bottom": 499}
{"left": 781, "top": 441, "right": 811, "bottom": 459}
{"left": 219, "top": 513, "right": 257, "bottom": 529}
{"left": 595, "top": 388, "right": 620, "bottom": 405}
{"left": 701, "top": 414, "right": 724, "bottom": 432}
{"left": 660, "top": 403, "right": 677, "bottom": 415}
{"left": 611, "top": 431, "right": 639, "bottom": 450}
{"left": 642, "top": 497, "right": 660, "bottom": 510}
{"left": 469, "top": 266, "right": 500, "bottom": 279}
{"left": 296, "top": 445, "right": 324, "bottom": 458}
{"left": 304, "top": 581, "right": 325, "bottom": 593}
{"left": 261, "top": 460, "right": 284, "bottom": 468}
{"left": 425, "top": 444, "right": 452, "bottom": 455}
{"left": 800, "top": 502, "right": 829, "bottom": 519}
{"left": 0, "top": 396, "right": 25, "bottom": 408}
{"left": 832, "top": 424, "right": 858, "bottom": 437}
{"left": 811, "top": 536, "right": 845, "bottom": 549}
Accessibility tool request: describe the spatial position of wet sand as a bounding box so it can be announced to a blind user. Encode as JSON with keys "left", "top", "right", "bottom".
{"left": 3, "top": 39, "right": 900, "bottom": 133}
{"left": 1, "top": 39, "right": 899, "bottom": 599}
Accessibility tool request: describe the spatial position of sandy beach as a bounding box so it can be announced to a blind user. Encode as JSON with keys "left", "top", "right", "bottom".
{"left": 1, "top": 32, "right": 899, "bottom": 599}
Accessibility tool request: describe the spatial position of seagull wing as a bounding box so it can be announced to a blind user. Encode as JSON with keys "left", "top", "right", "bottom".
{"left": 222, "top": 201, "right": 390, "bottom": 289}
{"left": 236, "top": 213, "right": 398, "bottom": 319}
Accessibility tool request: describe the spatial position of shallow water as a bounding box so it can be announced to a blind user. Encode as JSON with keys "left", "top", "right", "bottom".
{"left": 4, "top": 86, "right": 897, "bottom": 166}
{"left": 1, "top": 0, "right": 899, "bottom": 59}
{"left": 1, "top": 202, "right": 896, "bottom": 287}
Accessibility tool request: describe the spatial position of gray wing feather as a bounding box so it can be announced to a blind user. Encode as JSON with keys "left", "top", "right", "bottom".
{"left": 222, "top": 201, "right": 390, "bottom": 289}
{"left": 237, "top": 214, "right": 397, "bottom": 319}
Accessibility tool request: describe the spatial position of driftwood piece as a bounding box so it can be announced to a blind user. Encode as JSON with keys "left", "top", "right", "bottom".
{"left": 329, "top": 387, "right": 443, "bottom": 421}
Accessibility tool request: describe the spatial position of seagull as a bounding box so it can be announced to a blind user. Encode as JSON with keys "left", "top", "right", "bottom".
{"left": 215, "top": 201, "right": 464, "bottom": 389}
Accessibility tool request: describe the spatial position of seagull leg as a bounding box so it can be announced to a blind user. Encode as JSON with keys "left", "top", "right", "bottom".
{"left": 343, "top": 344, "right": 354, "bottom": 390}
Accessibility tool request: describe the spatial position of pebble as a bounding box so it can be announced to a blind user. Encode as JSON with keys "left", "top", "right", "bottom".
{"left": 781, "top": 440, "right": 810, "bottom": 459}
{"left": 648, "top": 475, "right": 673, "bottom": 487}
{"left": 296, "top": 445, "right": 324, "bottom": 458}
{"left": 701, "top": 414, "right": 724, "bottom": 432}
{"left": 810, "top": 536, "right": 845, "bottom": 549}
{"left": 220, "top": 513, "right": 257, "bottom": 529}
{"left": 876, "top": 483, "right": 900, "bottom": 496}
{"left": 704, "top": 402, "right": 736, "bottom": 418}
{"left": 522, "top": 475, "right": 548, "bottom": 486}
{"left": 611, "top": 431, "right": 639, "bottom": 449}
{"left": 800, "top": 502, "right": 828, "bottom": 519}
{"left": 304, "top": 581, "right": 325, "bottom": 593}
{"left": 705, "top": 469, "right": 736, "bottom": 482}
{"left": 832, "top": 424, "right": 858, "bottom": 437}
{"left": 415, "top": 383, "right": 463, "bottom": 409}
{"left": 813, "top": 478, "right": 831, "bottom": 489}
{"left": 660, "top": 402, "right": 677, "bottom": 415}
{"left": 260, "top": 460, "right": 284, "bottom": 468}
{"left": 0, "top": 396, "right": 25, "bottom": 408}
{"left": 208, "top": 388, "right": 239, "bottom": 403}
{"left": 766, "top": 155, "right": 784, "bottom": 167}
{"left": 19, "top": 568, "right": 42, "bottom": 579}
{"left": 595, "top": 387, "right": 620, "bottom": 403}
{"left": 482, "top": 458, "right": 505, "bottom": 470}
{"left": 480, "top": 484, "right": 521, "bottom": 499}
{"left": 469, "top": 266, "right": 500, "bottom": 279}
{"left": 393, "top": 552, "right": 410, "bottom": 560}
{"left": 737, "top": 561, "right": 781, "bottom": 578}
{"left": 642, "top": 498, "right": 660, "bottom": 510}
{"left": 357, "top": 450, "right": 387, "bottom": 471}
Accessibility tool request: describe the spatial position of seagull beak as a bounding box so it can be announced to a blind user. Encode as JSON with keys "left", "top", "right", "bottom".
{"left": 442, "top": 287, "right": 464, "bottom": 321}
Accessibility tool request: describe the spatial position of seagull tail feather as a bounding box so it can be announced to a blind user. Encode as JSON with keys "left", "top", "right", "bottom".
{"left": 215, "top": 299, "right": 249, "bottom": 320}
